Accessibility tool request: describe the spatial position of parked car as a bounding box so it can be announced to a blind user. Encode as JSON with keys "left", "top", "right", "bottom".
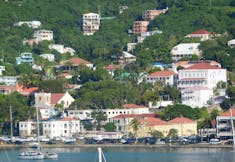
{"left": 209, "top": 139, "right": 221, "bottom": 145}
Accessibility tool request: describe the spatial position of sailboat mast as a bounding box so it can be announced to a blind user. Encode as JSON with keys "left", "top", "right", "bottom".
{"left": 10, "top": 106, "right": 13, "bottom": 141}
{"left": 229, "top": 108, "right": 235, "bottom": 150}
{"left": 98, "top": 147, "right": 102, "bottom": 162}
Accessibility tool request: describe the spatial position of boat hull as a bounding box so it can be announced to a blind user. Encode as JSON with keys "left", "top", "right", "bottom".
{"left": 18, "top": 152, "right": 44, "bottom": 160}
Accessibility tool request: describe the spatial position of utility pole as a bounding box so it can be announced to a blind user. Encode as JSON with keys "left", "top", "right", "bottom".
{"left": 10, "top": 106, "right": 13, "bottom": 141}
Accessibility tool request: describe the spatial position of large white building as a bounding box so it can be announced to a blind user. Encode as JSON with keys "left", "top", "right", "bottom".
{"left": 177, "top": 62, "right": 227, "bottom": 89}
{"left": 146, "top": 70, "right": 177, "bottom": 85}
{"left": 185, "top": 29, "right": 213, "bottom": 41}
{"left": 171, "top": 43, "right": 201, "bottom": 62}
{"left": 181, "top": 86, "right": 213, "bottom": 108}
{"left": 19, "top": 118, "right": 80, "bottom": 138}
{"left": 67, "top": 104, "right": 149, "bottom": 121}
{"left": 83, "top": 13, "right": 101, "bottom": 36}
{"left": 33, "top": 29, "right": 53, "bottom": 41}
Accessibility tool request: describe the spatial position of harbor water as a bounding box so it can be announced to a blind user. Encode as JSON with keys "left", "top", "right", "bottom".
{"left": 0, "top": 147, "right": 235, "bottom": 162}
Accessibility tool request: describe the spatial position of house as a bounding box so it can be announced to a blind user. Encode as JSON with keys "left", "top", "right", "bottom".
{"left": 34, "top": 92, "right": 75, "bottom": 108}
{"left": 172, "top": 60, "right": 221, "bottom": 72}
{"left": 133, "top": 21, "right": 149, "bottom": 34}
{"left": 128, "top": 117, "right": 197, "bottom": 138}
{"left": 0, "top": 66, "right": 5, "bottom": 75}
{"left": 16, "top": 83, "right": 38, "bottom": 96}
{"left": 23, "top": 38, "right": 39, "bottom": 46}
{"left": 19, "top": 118, "right": 80, "bottom": 138}
{"left": 0, "top": 85, "right": 16, "bottom": 95}
{"left": 228, "top": 39, "right": 235, "bottom": 48}
{"left": 127, "top": 43, "right": 138, "bottom": 52}
{"left": 67, "top": 104, "right": 150, "bottom": 121}
{"left": 171, "top": 43, "right": 201, "bottom": 62}
{"left": 35, "top": 102, "right": 56, "bottom": 119}
{"left": 146, "top": 70, "right": 177, "bottom": 85}
{"left": 39, "top": 54, "right": 55, "bottom": 62}
{"left": 104, "top": 64, "right": 121, "bottom": 76}
{"left": 83, "top": 13, "right": 101, "bottom": 36}
{"left": 42, "top": 118, "right": 80, "bottom": 138}
{"left": 143, "top": 8, "right": 168, "bottom": 20}
{"left": 56, "top": 73, "right": 73, "bottom": 79}
{"left": 16, "top": 52, "right": 34, "bottom": 65}
{"left": 137, "top": 30, "right": 162, "bottom": 43}
{"left": 60, "top": 57, "right": 93, "bottom": 68}
{"left": 181, "top": 86, "right": 213, "bottom": 108}
{"left": 33, "top": 29, "right": 53, "bottom": 41}
{"left": 0, "top": 76, "right": 19, "bottom": 85}
{"left": 14, "top": 20, "right": 41, "bottom": 29}
{"left": 216, "top": 109, "right": 235, "bottom": 140}
{"left": 49, "top": 44, "right": 75, "bottom": 55}
{"left": 177, "top": 62, "right": 227, "bottom": 89}
{"left": 185, "top": 29, "right": 213, "bottom": 41}
{"left": 119, "top": 51, "right": 136, "bottom": 64}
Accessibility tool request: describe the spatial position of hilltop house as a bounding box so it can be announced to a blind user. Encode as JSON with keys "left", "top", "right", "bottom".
{"left": 33, "top": 29, "right": 53, "bottom": 41}
{"left": 39, "top": 54, "right": 55, "bottom": 62}
{"left": 133, "top": 21, "right": 149, "bottom": 34}
{"left": 34, "top": 92, "right": 75, "bottom": 108}
{"left": 185, "top": 29, "right": 213, "bottom": 41}
{"left": 16, "top": 52, "right": 34, "bottom": 65}
{"left": 177, "top": 62, "right": 227, "bottom": 90}
{"left": 146, "top": 70, "right": 177, "bottom": 85}
{"left": 104, "top": 64, "right": 121, "bottom": 76}
{"left": 119, "top": 51, "right": 136, "bottom": 64}
{"left": 171, "top": 43, "right": 201, "bottom": 62}
{"left": 83, "top": 13, "right": 101, "bottom": 35}
{"left": 14, "top": 20, "right": 41, "bottom": 29}
{"left": 143, "top": 8, "right": 168, "bottom": 20}
{"left": 0, "top": 76, "right": 19, "bottom": 85}
{"left": 49, "top": 44, "right": 75, "bottom": 55}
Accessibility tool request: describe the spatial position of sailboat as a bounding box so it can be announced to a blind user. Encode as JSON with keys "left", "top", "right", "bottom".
{"left": 18, "top": 106, "right": 44, "bottom": 160}
{"left": 97, "top": 147, "right": 107, "bottom": 162}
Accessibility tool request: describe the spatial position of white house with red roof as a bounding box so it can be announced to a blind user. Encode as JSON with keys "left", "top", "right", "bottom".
{"left": 171, "top": 43, "right": 201, "bottom": 62}
{"left": 177, "top": 62, "right": 227, "bottom": 89}
{"left": 216, "top": 109, "right": 235, "bottom": 139}
{"left": 60, "top": 57, "right": 93, "bottom": 68}
{"left": 104, "top": 64, "right": 121, "bottom": 76}
{"left": 67, "top": 103, "right": 149, "bottom": 121}
{"left": 181, "top": 86, "right": 213, "bottom": 108}
{"left": 146, "top": 70, "right": 177, "bottom": 85}
{"left": 34, "top": 92, "right": 75, "bottom": 109}
{"left": 185, "top": 29, "right": 213, "bottom": 41}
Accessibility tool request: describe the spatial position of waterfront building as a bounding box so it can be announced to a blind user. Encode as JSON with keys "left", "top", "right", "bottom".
{"left": 33, "top": 29, "right": 53, "bottom": 41}
{"left": 83, "top": 13, "right": 101, "bottom": 35}
{"left": 171, "top": 43, "right": 201, "bottom": 62}
{"left": 133, "top": 21, "right": 149, "bottom": 34}
{"left": 16, "top": 52, "right": 34, "bottom": 65}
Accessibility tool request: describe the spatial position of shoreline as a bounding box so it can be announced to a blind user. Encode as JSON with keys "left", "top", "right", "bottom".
{"left": 0, "top": 143, "right": 234, "bottom": 149}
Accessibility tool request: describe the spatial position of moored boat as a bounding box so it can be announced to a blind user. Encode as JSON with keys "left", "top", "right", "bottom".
{"left": 18, "top": 151, "right": 44, "bottom": 160}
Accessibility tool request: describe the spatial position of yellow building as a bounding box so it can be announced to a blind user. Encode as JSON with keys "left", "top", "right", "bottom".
{"left": 128, "top": 117, "right": 197, "bottom": 138}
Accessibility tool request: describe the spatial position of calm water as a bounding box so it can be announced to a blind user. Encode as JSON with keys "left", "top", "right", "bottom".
{"left": 0, "top": 147, "right": 235, "bottom": 162}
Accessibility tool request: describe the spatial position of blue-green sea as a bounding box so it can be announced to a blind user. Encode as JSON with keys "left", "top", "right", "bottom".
{"left": 1, "top": 147, "right": 235, "bottom": 162}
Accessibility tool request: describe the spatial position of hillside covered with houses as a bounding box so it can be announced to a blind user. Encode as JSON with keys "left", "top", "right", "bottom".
{"left": 0, "top": 0, "right": 235, "bottom": 140}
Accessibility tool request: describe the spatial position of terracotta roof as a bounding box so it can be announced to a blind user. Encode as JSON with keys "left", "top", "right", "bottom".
{"left": 183, "top": 62, "right": 221, "bottom": 70}
{"left": 148, "top": 70, "right": 176, "bottom": 77}
{"left": 139, "top": 117, "right": 167, "bottom": 126}
{"left": 168, "top": 117, "right": 195, "bottom": 123}
{"left": 123, "top": 104, "right": 148, "bottom": 109}
{"left": 61, "top": 57, "right": 92, "bottom": 66}
{"left": 190, "top": 29, "right": 211, "bottom": 35}
{"left": 104, "top": 65, "right": 120, "bottom": 70}
{"left": 51, "top": 93, "right": 64, "bottom": 105}
{"left": 0, "top": 85, "right": 16, "bottom": 91}
{"left": 219, "top": 109, "right": 235, "bottom": 117}
{"left": 60, "top": 117, "right": 77, "bottom": 121}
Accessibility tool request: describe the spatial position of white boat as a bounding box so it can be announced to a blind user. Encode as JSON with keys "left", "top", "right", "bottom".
{"left": 45, "top": 152, "right": 58, "bottom": 159}
{"left": 18, "top": 151, "right": 44, "bottom": 160}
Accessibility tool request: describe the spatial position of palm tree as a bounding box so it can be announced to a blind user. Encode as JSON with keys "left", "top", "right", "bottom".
{"left": 129, "top": 118, "right": 141, "bottom": 142}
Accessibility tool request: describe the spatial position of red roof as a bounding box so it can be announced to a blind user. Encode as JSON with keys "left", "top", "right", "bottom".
{"left": 139, "top": 117, "right": 167, "bottom": 126}
{"left": 62, "top": 57, "right": 92, "bottom": 66}
{"left": 149, "top": 70, "right": 176, "bottom": 77}
{"left": 168, "top": 117, "right": 195, "bottom": 123}
{"left": 123, "top": 104, "right": 148, "bottom": 109}
{"left": 60, "top": 117, "right": 78, "bottom": 121}
{"left": 190, "top": 29, "right": 211, "bottom": 35}
{"left": 183, "top": 63, "right": 221, "bottom": 70}
{"left": 104, "top": 65, "right": 120, "bottom": 70}
{"left": 51, "top": 93, "right": 64, "bottom": 105}
{"left": 0, "top": 85, "right": 16, "bottom": 91}
{"left": 219, "top": 109, "right": 235, "bottom": 117}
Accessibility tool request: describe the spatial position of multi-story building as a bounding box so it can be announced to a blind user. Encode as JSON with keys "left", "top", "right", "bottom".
{"left": 143, "top": 8, "right": 168, "bottom": 20}
{"left": 185, "top": 29, "right": 213, "bottom": 41}
{"left": 133, "top": 21, "right": 149, "bottom": 34}
{"left": 177, "top": 62, "right": 227, "bottom": 89}
{"left": 67, "top": 104, "right": 150, "bottom": 121}
{"left": 83, "top": 13, "right": 101, "bottom": 36}
{"left": 171, "top": 43, "right": 201, "bottom": 62}
{"left": 16, "top": 52, "right": 34, "bottom": 65}
{"left": 146, "top": 70, "right": 177, "bottom": 85}
{"left": 181, "top": 86, "right": 213, "bottom": 108}
{"left": 33, "top": 29, "right": 53, "bottom": 41}
{"left": 216, "top": 109, "right": 235, "bottom": 140}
